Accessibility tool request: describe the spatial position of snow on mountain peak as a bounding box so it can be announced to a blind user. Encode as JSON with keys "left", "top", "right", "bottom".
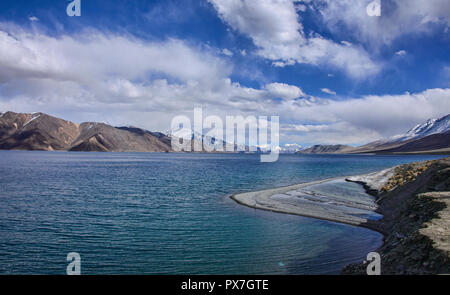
{"left": 390, "top": 114, "right": 450, "bottom": 142}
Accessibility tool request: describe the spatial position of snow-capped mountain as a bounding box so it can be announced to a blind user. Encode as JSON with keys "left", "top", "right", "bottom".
{"left": 168, "top": 129, "right": 303, "bottom": 153}
{"left": 255, "top": 143, "right": 303, "bottom": 153}
{"left": 389, "top": 114, "right": 450, "bottom": 143}
{"left": 277, "top": 143, "right": 303, "bottom": 153}
{"left": 327, "top": 113, "right": 450, "bottom": 154}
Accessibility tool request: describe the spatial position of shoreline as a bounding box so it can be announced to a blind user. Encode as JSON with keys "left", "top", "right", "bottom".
{"left": 343, "top": 157, "right": 450, "bottom": 274}
{"left": 230, "top": 157, "right": 450, "bottom": 274}
{"left": 230, "top": 173, "right": 389, "bottom": 233}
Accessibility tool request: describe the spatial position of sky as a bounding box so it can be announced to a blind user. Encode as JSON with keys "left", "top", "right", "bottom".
{"left": 0, "top": 0, "right": 449, "bottom": 146}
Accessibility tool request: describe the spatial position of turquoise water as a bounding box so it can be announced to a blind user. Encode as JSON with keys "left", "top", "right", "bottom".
{"left": 0, "top": 151, "right": 444, "bottom": 274}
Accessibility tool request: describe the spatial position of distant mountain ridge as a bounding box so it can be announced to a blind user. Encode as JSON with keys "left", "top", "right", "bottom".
{"left": 388, "top": 114, "right": 450, "bottom": 143}
{"left": 296, "top": 114, "right": 450, "bottom": 155}
{"left": 296, "top": 144, "right": 354, "bottom": 154}
{"left": 0, "top": 111, "right": 172, "bottom": 152}
{"left": 0, "top": 111, "right": 271, "bottom": 153}
{"left": 277, "top": 143, "right": 303, "bottom": 154}
{"left": 1, "top": 111, "right": 449, "bottom": 154}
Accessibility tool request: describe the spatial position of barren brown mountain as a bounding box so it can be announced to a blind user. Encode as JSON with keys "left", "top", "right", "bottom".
{"left": 0, "top": 111, "right": 172, "bottom": 152}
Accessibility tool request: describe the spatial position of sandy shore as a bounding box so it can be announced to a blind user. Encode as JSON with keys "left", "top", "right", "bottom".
{"left": 230, "top": 174, "right": 383, "bottom": 229}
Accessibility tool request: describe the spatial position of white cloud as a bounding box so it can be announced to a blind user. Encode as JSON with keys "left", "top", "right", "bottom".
{"left": 321, "top": 88, "right": 336, "bottom": 95}
{"left": 316, "top": 0, "right": 450, "bottom": 46}
{"left": 0, "top": 29, "right": 231, "bottom": 85}
{"left": 209, "top": 0, "right": 304, "bottom": 48}
{"left": 222, "top": 48, "right": 233, "bottom": 56}
{"left": 0, "top": 25, "right": 305, "bottom": 130}
{"left": 208, "top": 0, "right": 380, "bottom": 79}
{"left": 395, "top": 50, "right": 407, "bottom": 56}
{"left": 272, "top": 59, "right": 295, "bottom": 67}
{"left": 278, "top": 88, "right": 450, "bottom": 144}
{"left": 296, "top": 4, "right": 307, "bottom": 12}
{"left": 29, "top": 16, "right": 39, "bottom": 22}
{"left": 281, "top": 123, "right": 330, "bottom": 132}
{"left": 265, "top": 82, "right": 306, "bottom": 99}
{"left": 298, "top": 36, "right": 380, "bottom": 77}
{"left": 1, "top": 24, "right": 449, "bottom": 146}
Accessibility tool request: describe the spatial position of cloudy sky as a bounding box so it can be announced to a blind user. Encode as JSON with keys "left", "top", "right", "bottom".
{"left": 0, "top": 0, "right": 449, "bottom": 146}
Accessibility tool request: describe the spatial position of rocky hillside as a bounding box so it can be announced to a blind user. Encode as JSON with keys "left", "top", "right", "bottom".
{"left": 343, "top": 157, "right": 450, "bottom": 274}
{"left": 0, "top": 111, "right": 172, "bottom": 152}
{"left": 390, "top": 114, "right": 450, "bottom": 143}
{"left": 296, "top": 144, "right": 354, "bottom": 154}
{"left": 372, "top": 130, "right": 450, "bottom": 154}
{"left": 298, "top": 114, "right": 450, "bottom": 155}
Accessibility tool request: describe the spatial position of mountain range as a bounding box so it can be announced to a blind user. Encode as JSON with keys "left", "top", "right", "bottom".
{"left": 0, "top": 111, "right": 448, "bottom": 154}
{"left": 0, "top": 111, "right": 172, "bottom": 152}
{"left": 297, "top": 114, "right": 450, "bottom": 155}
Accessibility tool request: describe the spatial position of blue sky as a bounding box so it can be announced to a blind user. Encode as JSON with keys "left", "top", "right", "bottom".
{"left": 0, "top": 0, "right": 449, "bottom": 146}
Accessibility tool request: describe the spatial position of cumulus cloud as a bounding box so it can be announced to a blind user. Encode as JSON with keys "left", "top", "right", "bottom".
{"left": 0, "top": 30, "right": 231, "bottom": 84}
{"left": 222, "top": 48, "right": 233, "bottom": 56}
{"left": 281, "top": 123, "right": 330, "bottom": 133}
{"left": 265, "top": 82, "right": 305, "bottom": 99}
{"left": 321, "top": 88, "right": 336, "bottom": 95}
{"left": 315, "top": 0, "right": 450, "bottom": 46}
{"left": 208, "top": 0, "right": 381, "bottom": 78}
{"left": 1, "top": 23, "right": 449, "bottom": 146}
{"left": 395, "top": 50, "right": 407, "bottom": 56}
{"left": 272, "top": 59, "right": 295, "bottom": 67}
{"left": 0, "top": 25, "right": 304, "bottom": 129}
{"left": 278, "top": 88, "right": 450, "bottom": 144}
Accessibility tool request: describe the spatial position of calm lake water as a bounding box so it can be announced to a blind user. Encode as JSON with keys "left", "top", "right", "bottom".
{"left": 0, "top": 151, "right": 444, "bottom": 274}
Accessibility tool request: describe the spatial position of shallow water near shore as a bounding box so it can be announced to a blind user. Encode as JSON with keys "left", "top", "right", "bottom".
{"left": 0, "top": 151, "right": 445, "bottom": 274}
{"left": 269, "top": 179, "right": 383, "bottom": 222}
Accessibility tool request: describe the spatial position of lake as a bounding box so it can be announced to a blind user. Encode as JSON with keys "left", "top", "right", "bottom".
{"left": 0, "top": 151, "right": 444, "bottom": 274}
